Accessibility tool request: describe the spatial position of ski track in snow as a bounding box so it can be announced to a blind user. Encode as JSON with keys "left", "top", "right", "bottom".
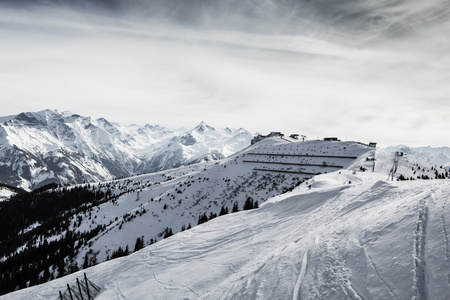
{"left": 439, "top": 187, "right": 450, "bottom": 286}
{"left": 366, "top": 251, "right": 398, "bottom": 300}
{"left": 111, "top": 278, "right": 127, "bottom": 300}
{"left": 412, "top": 194, "right": 430, "bottom": 300}
{"left": 344, "top": 282, "right": 364, "bottom": 300}
{"left": 150, "top": 264, "right": 199, "bottom": 298}
{"left": 293, "top": 251, "right": 308, "bottom": 300}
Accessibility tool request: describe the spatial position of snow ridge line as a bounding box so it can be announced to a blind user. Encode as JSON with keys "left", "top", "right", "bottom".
{"left": 412, "top": 198, "right": 429, "bottom": 300}
{"left": 293, "top": 251, "right": 308, "bottom": 300}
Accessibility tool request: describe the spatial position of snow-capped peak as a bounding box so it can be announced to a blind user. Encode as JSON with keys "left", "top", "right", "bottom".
{"left": 194, "top": 121, "right": 215, "bottom": 133}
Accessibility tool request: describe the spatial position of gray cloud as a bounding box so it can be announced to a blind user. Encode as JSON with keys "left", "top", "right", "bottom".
{"left": 0, "top": 1, "right": 449, "bottom": 146}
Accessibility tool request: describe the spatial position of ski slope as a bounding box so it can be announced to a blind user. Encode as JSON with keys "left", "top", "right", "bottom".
{"left": 3, "top": 140, "right": 450, "bottom": 299}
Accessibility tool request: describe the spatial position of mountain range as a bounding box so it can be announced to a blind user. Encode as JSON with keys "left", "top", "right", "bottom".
{"left": 0, "top": 109, "right": 252, "bottom": 191}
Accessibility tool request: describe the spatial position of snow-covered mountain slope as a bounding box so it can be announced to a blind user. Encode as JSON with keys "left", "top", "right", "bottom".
{"left": 68, "top": 139, "right": 374, "bottom": 266}
{"left": 0, "top": 110, "right": 252, "bottom": 190}
{"left": 3, "top": 141, "right": 450, "bottom": 299}
{"left": 0, "top": 137, "right": 380, "bottom": 294}
{"left": 386, "top": 145, "right": 450, "bottom": 170}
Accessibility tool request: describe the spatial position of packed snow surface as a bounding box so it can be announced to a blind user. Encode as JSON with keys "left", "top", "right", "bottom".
{"left": 3, "top": 140, "right": 450, "bottom": 299}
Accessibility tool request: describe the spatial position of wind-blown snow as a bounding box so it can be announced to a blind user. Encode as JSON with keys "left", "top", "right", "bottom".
{"left": 3, "top": 138, "right": 450, "bottom": 299}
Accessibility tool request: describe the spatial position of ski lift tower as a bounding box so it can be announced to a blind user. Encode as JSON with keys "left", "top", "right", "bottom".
{"left": 388, "top": 152, "right": 400, "bottom": 181}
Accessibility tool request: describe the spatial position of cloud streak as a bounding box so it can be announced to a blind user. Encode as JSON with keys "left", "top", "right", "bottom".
{"left": 0, "top": 1, "right": 449, "bottom": 146}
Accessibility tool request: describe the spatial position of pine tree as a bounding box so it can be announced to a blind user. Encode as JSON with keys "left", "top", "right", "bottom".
{"left": 243, "top": 197, "right": 254, "bottom": 210}
{"left": 219, "top": 205, "right": 229, "bottom": 216}
{"left": 134, "top": 236, "right": 145, "bottom": 252}
{"left": 232, "top": 202, "right": 239, "bottom": 213}
{"left": 57, "top": 261, "right": 66, "bottom": 278}
{"left": 209, "top": 212, "right": 217, "bottom": 220}
{"left": 163, "top": 227, "right": 173, "bottom": 238}
{"left": 82, "top": 253, "right": 89, "bottom": 269}
{"left": 198, "top": 213, "right": 208, "bottom": 225}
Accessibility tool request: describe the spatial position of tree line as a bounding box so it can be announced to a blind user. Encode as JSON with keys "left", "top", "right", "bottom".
{"left": 0, "top": 184, "right": 111, "bottom": 296}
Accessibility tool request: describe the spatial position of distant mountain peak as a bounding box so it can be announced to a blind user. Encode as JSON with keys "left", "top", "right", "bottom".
{"left": 194, "top": 121, "right": 215, "bottom": 132}
{"left": 144, "top": 124, "right": 163, "bottom": 130}
{"left": 61, "top": 110, "right": 73, "bottom": 117}
{"left": 11, "top": 109, "right": 68, "bottom": 127}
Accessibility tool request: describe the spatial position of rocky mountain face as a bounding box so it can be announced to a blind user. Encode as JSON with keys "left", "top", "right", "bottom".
{"left": 0, "top": 110, "right": 252, "bottom": 190}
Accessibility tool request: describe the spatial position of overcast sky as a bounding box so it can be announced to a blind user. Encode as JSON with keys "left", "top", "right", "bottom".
{"left": 1, "top": 1, "right": 449, "bottom": 147}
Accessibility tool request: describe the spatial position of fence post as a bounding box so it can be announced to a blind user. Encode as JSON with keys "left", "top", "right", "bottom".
{"left": 59, "top": 291, "right": 64, "bottom": 300}
{"left": 84, "top": 273, "right": 92, "bottom": 300}
{"left": 67, "top": 284, "right": 74, "bottom": 300}
{"left": 77, "top": 277, "right": 85, "bottom": 300}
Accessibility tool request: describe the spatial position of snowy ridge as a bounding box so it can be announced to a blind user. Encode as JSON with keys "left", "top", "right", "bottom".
{"left": 3, "top": 139, "right": 450, "bottom": 299}
{"left": 0, "top": 110, "right": 252, "bottom": 190}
